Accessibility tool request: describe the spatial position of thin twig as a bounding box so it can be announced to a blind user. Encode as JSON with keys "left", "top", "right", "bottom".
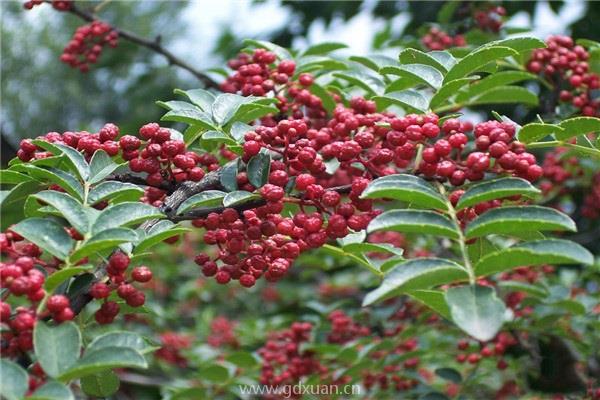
{"left": 60, "top": 1, "right": 220, "bottom": 89}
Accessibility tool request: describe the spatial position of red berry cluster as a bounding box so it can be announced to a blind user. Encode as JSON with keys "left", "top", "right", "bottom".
{"left": 257, "top": 307, "right": 430, "bottom": 395}
{"left": 23, "top": 0, "right": 71, "bottom": 11}
{"left": 422, "top": 27, "right": 466, "bottom": 51}
{"left": 582, "top": 172, "right": 600, "bottom": 219}
{"left": 126, "top": 123, "right": 218, "bottom": 198}
{"left": 89, "top": 252, "right": 152, "bottom": 324}
{"left": 455, "top": 332, "right": 517, "bottom": 370}
{"left": 539, "top": 147, "right": 600, "bottom": 219}
{"left": 317, "top": 283, "right": 358, "bottom": 299}
{"left": 326, "top": 310, "right": 370, "bottom": 344}
{"left": 17, "top": 123, "right": 121, "bottom": 163}
{"left": 588, "top": 385, "right": 600, "bottom": 399}
{"left": 474, "top": 5, "right": 506, "bottom": 33}
{"left": 155, "top": 332, "right": 193, "bottom": 368}
{"left": 45, "top": 295, "right": 74, "bottom": 322}
{"left": 258, "top": 321, "right": 324, "bottom": 394}
{"left": 18, "top": 122, "right": 216, "bottom": 207}
{"left": 60, "top": 21, "right": 118, "bottom": 73}
{"left": 0, "top": 231, "right": 74, "bottom": 364}
{"left": 213, "top": 50, "right": 544, "bottom": 287}
{"left": 222, "top": 49, "right": 325, "bottom": 121}
{"left": 207, "top": 316, "right": 239, "bottom": 348}
{"left": 527, "top": 35, "right": 600, "bottom": 116}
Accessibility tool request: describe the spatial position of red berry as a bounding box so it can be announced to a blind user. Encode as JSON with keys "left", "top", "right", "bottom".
{"left": 131, "top": 266, "right": 153, "bottom": 283}
{"left": 46, "top": 295, "right": 69, "bottom": 313}
{"left": 215, "top": 270, "right": 231, "bottom": 284}
{"left": 90, "top": 282, "right": 110, "bottom": 299}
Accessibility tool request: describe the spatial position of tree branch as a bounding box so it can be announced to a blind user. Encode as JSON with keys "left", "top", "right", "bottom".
{"left": 61, "top": 1, "right": 220, "bottom": 89}
{"left": 106, "top": 172, "right": 174, "bottom": 192}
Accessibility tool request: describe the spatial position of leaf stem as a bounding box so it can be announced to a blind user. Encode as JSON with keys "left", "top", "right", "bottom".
{"left": 437, "top": 183, "right": 475, "bottom": 285}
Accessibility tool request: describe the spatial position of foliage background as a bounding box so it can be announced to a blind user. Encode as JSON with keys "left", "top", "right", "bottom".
{"left": 1, "top": 1, "right": 600, "bottom": 399}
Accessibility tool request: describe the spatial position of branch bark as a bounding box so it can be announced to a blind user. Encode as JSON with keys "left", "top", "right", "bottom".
{"left": 61, "top": 1, "right": 220, "bottom": 89}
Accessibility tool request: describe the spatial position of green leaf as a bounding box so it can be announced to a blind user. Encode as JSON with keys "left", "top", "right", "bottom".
{"left": 380, "top": 64, "right": 444, "bottom": 89}
{"left": 429, "top": 77, "right": 479, "bottom": 109}
{"left": 517, "top": 123, "right": 564, "bottom": 144}
{"left": 91, "top": 202, "right": 164, "bottom": 234}
{"left": 0, "top": 180, "right": 45, "bottom": 230}
{"left": 296, "top": 56, "right": 348, "bottom": 74}
{"left": 233, "top": 102, "right": 279, "bottom": 125}
{"left": 467, "top": 86, "right": 538, "bottom": 107}
{"left": 199, "top": 364, "right": 230, "bottom": 382}
{"left": 134, "top": 221, "right": 189, "bottom": 254}
{"left": 333, "top": 70, "right": 385, "bottom": 95}
{"left": 32, "top": 190, "right": 89, "bottom": 234}
{"left": 444, "top": 46, "right": 518, "bottom": 83}
{"left": 81, "top": 371, "right": 119, "bottom": 398}
{"left": 88, "top": 331, "right": 158, "bottom": 355}
{"left": 362, "top": 258, "right": 467, "bottom": 306}
{"left": 34, "top": 321, "right": 81, "bottom": 378}
{"left": 29, "top": 381, "right": 74, "bottom": 400}
{"left": 456, "top": 177, "right": 540, "bottom": 210}
{"left": 211, "top": 94, "right": 260, "bottom": 126}
{"left": 243, "top": 39, "right": 292, "bottom": 60}
{"left": 464, "top": 206, "right": 576, "bottom": 239}
{"left": 10, "top": 164, "right": 83, "bottom": 200}
{"left": 437, "top": 1, "right": 459, "bottom": 23}
{"left": 246, "top": 152, "right": 271, "bottom": 188}
{"left": 183, "top": 125, "right": 204, "bottom": 146}
{"left": 12, "top": 218, "right": 74, "bottom": 260}
{"left": 177, "top": 190, "right": 227, "bottom": 214}
{"left": 157, "top": 100, "right": 200, "bottom": 112}
{"left": 429, "top": 51, "right": 457, "bottom": 71}
{"left": 360, "top": 174, "right": 448, "bottom": 210}
{"left": 445, "top": 285, "right": 507, "bottom": 341}
{"left": 0, "top": 169, "right": 36, "bottom": 184}
{"left": 399, "top": 48, "right": 449, "bottom": 72}
{"left": 302, "top": 42, "right": 347, "bottom": 56}
{"left": 407, "top": 290, "right": 451, "bottom": 320}
{"left": 342, "top": 242, "right": 403, "bottom": 257}
{"left": 350, "top": 55, "right": 396, "bottom": 72}
{"left": 548, "top": 299, "right": 586, "bottom": 315}
{"left": 322, "top": 244, "right": 381, "bottom": 276}
{"left": 59, "top": 346, "right": 147, "bottom": 381}
{"left": 497, "top": 281, "right": 548, "bottom": 298}
{"left": 556, "top": 116, "right": 600, "bottom": 140}
{"left": 373, "top": 90, "right": 430, "bottom": 113}
{"left": 0, "top": 359, "right": 28, "bottom": 400}
{"left": 44, "top": 265, "right": 93, "bottom": 293}
{"left": 484, "top": 37, "right": 546, "bottom": 53}
{"left": 230, "top": 122, "right": 252, "bottom": 143}
{"left": 309, "top": 82, "right": 337, "bottom": 112}
{"left": 161, "top": 108, "right": 216, "bottom": 130}
{"left": 435, "top": 368, "right": 462, "bottom": 383}
{"left": 69, "top": 228, "right": 138, "bottom": 263}
{"left": 220, "top": 160, "right": 239, "bottom": 192}
{"left": 222, "top": 191, "right": 261, "bottom": 207}
{"left": 475, "top": 239, "right": 593, "bottom": 277}
{"left": 88, "top": 150, "right": 119, "bottom": 184}
{"left": 174, "top": 88, "right": 216, "bottom": 111}
{"left": 40, "top": 142, "right": 90, "bottom": 181}
{"left": 455, "top": 71, "right": 537, "bottom": 103}
{"left": 87, "top": 181, "right": 143, "bottom": 205}
{"left": 367, "top": 210, "right": 460, "bottom": 239}
{"left": 225, "top": 351, "right": 258, "bottom": 368}
{"left": 200, "top": 130, "right": 237, "bottom": 147}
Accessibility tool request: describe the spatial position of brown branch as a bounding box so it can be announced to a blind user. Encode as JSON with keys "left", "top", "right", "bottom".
{"left": 106, "top": 172, "right": 174, "bottom": 192}
{"left": 61, "top": 1, "right": 220, "bottom": 89}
